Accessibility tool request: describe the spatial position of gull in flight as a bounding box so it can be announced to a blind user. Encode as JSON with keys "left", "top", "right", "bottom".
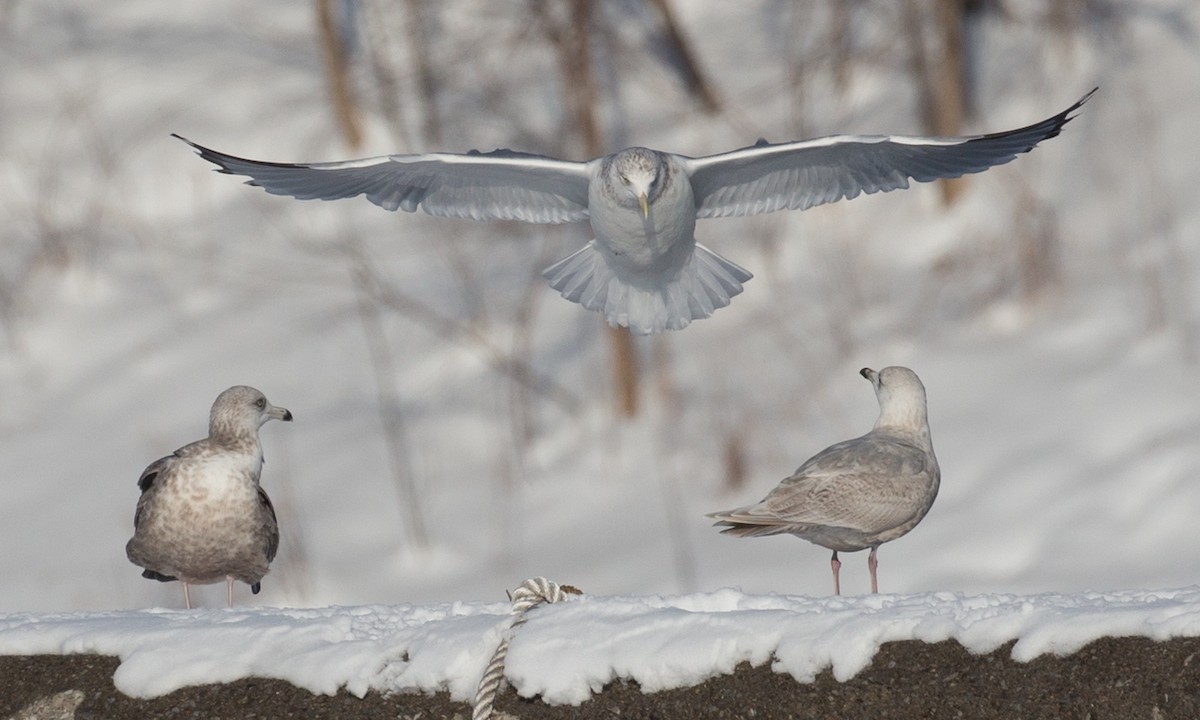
{"left": 709, "top": 367, "right": 939, "bottom": 595}
{"left": 126, "top": 386, "right": 293, "bottom": 609}
{"left": 177, "top": 89, "right": 1094, "bottom": 335}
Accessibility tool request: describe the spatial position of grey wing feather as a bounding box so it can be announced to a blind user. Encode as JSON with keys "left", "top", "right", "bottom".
{"left": 715, "top": 436, "right": 934, "bottom": 534}
{"left": 685, "top": 89, "right": 1095, "bottom": 218}
{"left": 258, "top": 487, "right": 279, "bottom": 564}
{"left": 774, "top": 437, "right": 934, "bottom": 527}
{"left": 133, "top": 453, "right": 179, "bottom": 530}
{"left": 132, "top": 491, "right": 153, "bottom": 532}
{"left": 136, "top": 454, "right": 176, "bottom": 493}
{"left": 133, "top": 440, "right": 205, "bottom": 525}
{"left": 174, "top": 135, "right": 593, "bottom": 224}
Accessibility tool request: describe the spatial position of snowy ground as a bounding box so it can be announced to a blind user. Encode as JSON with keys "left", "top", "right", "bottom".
{"left": 4, "top": 586, "right": 1200, "bottom": 702}
{"left": 1, "top": 0, "right": 1199, "bottom": 701}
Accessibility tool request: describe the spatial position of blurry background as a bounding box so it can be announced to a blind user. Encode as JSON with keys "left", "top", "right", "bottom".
{"left": 1, "top": 0, "right": 1197, "bottom": 612}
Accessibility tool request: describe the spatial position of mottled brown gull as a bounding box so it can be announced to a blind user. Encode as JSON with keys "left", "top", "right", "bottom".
{"left": 174, "top": 90, "right": 1094, "bottom": 335}
{"left": 126, "top": 386, "right": 293, "bottom": 608}
{"left": 709, "top": 367, "right": 939, "bottom": 595}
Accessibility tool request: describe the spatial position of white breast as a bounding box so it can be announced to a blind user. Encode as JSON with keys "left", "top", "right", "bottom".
{"left": 588, "top": 160, "right": 697, "bottom": 280}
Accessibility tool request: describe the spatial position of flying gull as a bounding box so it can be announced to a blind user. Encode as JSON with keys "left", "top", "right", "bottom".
{"left": 709, "top": 366, "right": 939, "bottom": 595}
{"left": 126, "top": 386, "right": 293, "bottom": 608}
{"left": 176, "top": 89, "right": 1094, "bottom": 335}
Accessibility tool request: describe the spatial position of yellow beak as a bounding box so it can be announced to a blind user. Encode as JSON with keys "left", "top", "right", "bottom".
{"left": 639, "top": 192, "right": 650, "bottom": 218}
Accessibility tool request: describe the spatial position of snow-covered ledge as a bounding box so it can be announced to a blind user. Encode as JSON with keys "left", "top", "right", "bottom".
{"left": 2, "top": 588, "right": 1198, "bottom": 704}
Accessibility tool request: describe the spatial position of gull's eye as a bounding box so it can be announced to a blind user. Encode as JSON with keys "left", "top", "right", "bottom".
{"left": 255, "top": 398, "right": 266, "bottom": 409}
{"left": 619, "top": 173, "right": 630, "bottom": 185}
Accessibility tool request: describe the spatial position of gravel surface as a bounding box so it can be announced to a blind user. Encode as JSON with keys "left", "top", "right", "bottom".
{"left": 3, "top": 637, "right": 1199, "bottom": 719}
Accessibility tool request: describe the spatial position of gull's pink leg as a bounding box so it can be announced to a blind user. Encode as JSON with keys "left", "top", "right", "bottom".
{"left": 226, "top": 576, "right": 235, "bottom": 608}
{"left": 830, "top": 551, "right": 842, "bottom": 596}
{"left": 182, "top": 582, "right": 192, "bottom": 610}
{"left": 868, "top": 547, "right": 879, "bottom": 594}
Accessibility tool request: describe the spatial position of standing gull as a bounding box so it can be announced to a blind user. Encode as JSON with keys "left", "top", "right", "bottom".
{"left": 709, "top": 367, "right": 939, "bottom": 595}
{"left": 126, "top": 386, "right": 293, "bottom": 609}
{"left": 175, "top": 90, "right": 1094, "bottom": 335}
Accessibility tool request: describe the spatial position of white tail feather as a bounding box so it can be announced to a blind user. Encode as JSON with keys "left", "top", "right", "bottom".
{"left": 542, "top": 241, "right": 752, "bottom": 334}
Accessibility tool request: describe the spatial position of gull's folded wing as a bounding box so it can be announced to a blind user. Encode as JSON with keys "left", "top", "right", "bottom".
{"left": 175, "top": 135, "right": 594, "bottom": 224}
{"left": 684, "top": 89, "right": 1095, "bottom": 219}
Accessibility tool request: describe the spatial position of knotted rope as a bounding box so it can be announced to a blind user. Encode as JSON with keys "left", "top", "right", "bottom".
{"left": 472, "top": 577, "right": 581, "bottom": 720}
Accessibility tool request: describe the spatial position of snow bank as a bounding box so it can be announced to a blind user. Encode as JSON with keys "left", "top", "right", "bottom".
{"left": 3, "top": 588, "right": 1199, "bottom": 704}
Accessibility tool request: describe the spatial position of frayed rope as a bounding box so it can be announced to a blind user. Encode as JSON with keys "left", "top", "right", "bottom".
{"left": 472, "top": 577, "right": 581, "bottom": 720}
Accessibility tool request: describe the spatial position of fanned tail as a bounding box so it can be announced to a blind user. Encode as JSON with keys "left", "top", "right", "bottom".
{"left": 542, "top": 241, "right": 752, "bottom": 334}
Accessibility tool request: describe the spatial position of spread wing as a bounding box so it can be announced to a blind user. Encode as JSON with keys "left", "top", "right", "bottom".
{"left": 684, "top": 89, "right": 1095, "bottom": 218}
{"left": 175, "top": 135, "right": 594, "bottom": 224}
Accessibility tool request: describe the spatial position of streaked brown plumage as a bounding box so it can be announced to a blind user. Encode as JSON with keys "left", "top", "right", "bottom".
{"left": 126, "top": 386, "right": 293, "bottom": 608}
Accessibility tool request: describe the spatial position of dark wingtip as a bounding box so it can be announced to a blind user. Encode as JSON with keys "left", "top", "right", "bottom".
{"left": 137, "top": 470, "right": 158, "bottom": 493}
{"left": 171, "top": 133, "right": 204, "bottom": 154}
{"left": 171, "top": 134, "right": 261, "bottom": 180}
{"left": 966, "top": 87, "right": 1098, "bottom": 151}
{"left": 707, "top": 513, "right": 747, "bottom": 534}
{"left": 1065, "top": 86, "right": 1099, "bottom": 120}
{"left": 141, "top": 569, "right": 177, "bottom": 583}
{"left": 1049, "top": 87, "right": 1099, "bottom": 135}
{"left": 251, "top": 582, "right": 262, "bottom": 595}
{"left": 172, "top": 133, "right": 223, "bottom": 167}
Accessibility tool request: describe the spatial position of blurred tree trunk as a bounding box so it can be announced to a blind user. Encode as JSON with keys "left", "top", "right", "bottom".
{"left": 537, "top": 0, "right": 641, "bottom": 418}
{"left": 645, "top": 0, "right": 721, "bottom": 113}
{"left": 359, "top": 0, "right": 408, "bottom": 147}
{"left": 402, "top": 0, "right": 442, "bottom": 145}
{"left": 607, "top": 324, "right": 640, "bottom": 418}
{"left": 905, "top": 0, "right": 970, "bottom": 206}
{"left": 565, "top": 0, "right": 604, "bottom": 152}
{"left": 1047, "top": 0, "right": 1085, "bottom": 44}
{"left": 348, "top": 248, "right": 431, "bottom": 553}
{"left": 829, "top": 0, "right": 854, "bottom": 93}
{"left": 316, "top": 0, "right": 364, "bottom": 149}
{"left": 318, "top": 1, "right": 430, "bottom": 551}
{"left": 357, "top": 0, "right": 441, "bottom": 148}
{"left": 1013, "top": 188, "right": 1060, "bottom": 307}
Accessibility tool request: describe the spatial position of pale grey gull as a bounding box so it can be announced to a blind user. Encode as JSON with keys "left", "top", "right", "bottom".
{"left": 709, "top": 367, "right": 939, "bottom": 595}
{"left": 126, "top": 386, "right": 293, "bottom": 608}
{"left": 175, "top": 90, "right": 1093, "bottom": 335}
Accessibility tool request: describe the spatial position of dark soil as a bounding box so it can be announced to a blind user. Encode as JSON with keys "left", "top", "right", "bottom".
{"left": 4, "top": 636, "right": 1199, "bottom": 719}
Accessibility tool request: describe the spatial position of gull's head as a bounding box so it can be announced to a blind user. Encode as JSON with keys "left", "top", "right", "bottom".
{"left": 209, "top": 385, "right": 293, "bottom": 440}
{"left": 608, "top": 148, "right": 664, "bottom": 218}
{"left": 860, "top": 366, "right": 929, "bottom": 432}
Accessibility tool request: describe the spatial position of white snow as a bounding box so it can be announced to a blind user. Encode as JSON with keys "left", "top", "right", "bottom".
{"left": 2, "top": 587, "right": 1200, "bottom": 702}
{"left": 1, "top": 0, "right": 1199, "bottom": 704}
